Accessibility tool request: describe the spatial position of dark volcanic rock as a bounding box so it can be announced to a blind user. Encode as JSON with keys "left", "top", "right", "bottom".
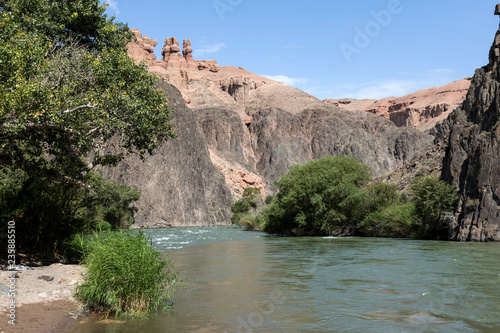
{"left": 440, "top": 6, "right": 500, "bottom": 241}
{"left": 246, "top": 106, "right": 432, "bottom": 183}
{"left": 102, "top": 82, "right": 232, "bottom": 227}
{"left": 191, "top": 84, "right": 432, "bottom": 194}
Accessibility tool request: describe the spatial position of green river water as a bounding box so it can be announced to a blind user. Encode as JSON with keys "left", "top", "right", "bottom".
{"left": 74, "top": 226, "right": 500, "bottom": 333}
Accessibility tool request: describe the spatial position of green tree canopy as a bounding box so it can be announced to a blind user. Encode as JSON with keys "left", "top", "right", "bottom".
{"left": 0, "top": 0, "right": 175, "bottom": 186}
{"left": 261, "top": 156, "right": 372, "bottom": 236}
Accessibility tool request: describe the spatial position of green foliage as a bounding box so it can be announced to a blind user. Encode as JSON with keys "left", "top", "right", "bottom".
{"left": 410, "top": 175, "right": 458, "bottom": 239}
{"left": 230, "top": 187, "right": 263, "bottom": 229}
{"left": 0, "top": 0, "right": 175, "bottom": 185}
{"left": 0, "top": 167, "right": 139, "bottom": 257}
{"left": 264, "top": 195, "right": 274, "bottom": 205}
{"left": 237, "top": 213, "right": 262, "bottom": 231}
{"left": 82, "top": 172, "right": 140, "bottom": 230}
{"left": 258, "top": 157, "right": 458, "bottom": 240}
{"left": 0, "top": 0, "right": 175, "bottom": 258}
{"left": 75, "top": 231, "right": 186, "bottom": 317}
{"left": 365, "top": 183, "right": 399, "bottom": 212}
{"left": 359, "top": 203, "right": 417, "bottom": 238}
{"left": 261, "top": 156, "right": 372, "bottom": 236}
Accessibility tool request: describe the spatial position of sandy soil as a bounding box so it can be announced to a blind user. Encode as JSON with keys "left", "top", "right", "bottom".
{"left": 0, "top": 264, "right": 86, "bottom": 333}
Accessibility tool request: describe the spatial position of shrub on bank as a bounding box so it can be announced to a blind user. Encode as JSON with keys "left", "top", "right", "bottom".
{"left": 75, "top": 231, "right": 185, "bottom": 317}
{"left": 0, "top": 167, "right": 140, "bottom": 259}
{"left": 237, "top": 213, "right": 261, "bottom": 231}
{"left": 410, "top": 175, "right": 458, "bottom": 239}
{"left": 256, "top": 155, "right": 459, "bottom": 240}
{"left": 231, "top": 187, "right": 263, "bottom": 230}
{"left": 261, "top": 156, "right": 371, "bottom": 236}
{"left": 359, "top": 203, "right": 417, "bottom": 238}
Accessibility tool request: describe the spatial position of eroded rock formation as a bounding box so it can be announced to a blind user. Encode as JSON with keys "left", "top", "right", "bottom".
{"left": 325, "top": 79, "right": 471, "bottom": 132}
{"left": 183, "top": 39, "right": 193, "bottom": 61}
{"left": 438, "top": 5, "right": 500, "bottom": 241}
{"left": 128, "top": 29, "right": 158, "bottom": 64}
{"left": 120, "top": 29, "right": 434, "bottom": 228}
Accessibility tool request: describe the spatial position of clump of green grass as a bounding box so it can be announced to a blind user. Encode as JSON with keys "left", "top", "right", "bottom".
{"left": 238, "top": 213, "right": 262, "bottom": 231}
{"left": 75, "top": 231, "right": 185, "bottom": 318}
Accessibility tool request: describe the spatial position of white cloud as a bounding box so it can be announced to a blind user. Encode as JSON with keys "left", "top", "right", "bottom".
{"left": 262, "top": 75, "right": 310, "bottom": 86}
{"left": 279, "top": 44, "right": 304, "bottom": 50}
{"left": 193, "top": 43, "right": 226, "bottom": 56}
{"left": 105, "top": 0, "right": 119, "bottom": 14}
{"left": 342, "top": 80, "right": 421, "bottom": 99}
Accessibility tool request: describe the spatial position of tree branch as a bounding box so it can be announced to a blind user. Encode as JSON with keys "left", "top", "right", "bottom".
{"left": 56, "top": 103, "right": 97, "bottom": 116}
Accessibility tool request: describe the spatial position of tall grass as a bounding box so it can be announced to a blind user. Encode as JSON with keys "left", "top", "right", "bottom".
{"left": 74, "top": 231, "right": 185, "bottom": 317}
{"left": 237, "top": 213, "right": 262, "bottom": 231}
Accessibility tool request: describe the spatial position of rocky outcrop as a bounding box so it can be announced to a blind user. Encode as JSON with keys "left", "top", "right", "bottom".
{"left": 101, "top": 82, "right": 232, "bottom": 228}
{"left": 182, "top": 39, "right": 193, "bottom": 61}
{"left": 128, "top": 29, "right": 158, "bottom": 64}
{"left": 326, "top": 79, "right": 471, "bottom": 132}
{"left": 161, "top": 37, "right": 181, "bottom": 59}
{"left": 120, "top": 29, "right": 434, "bottom": 228}
{"left": 324, "top": 98, "right": 377, "bottom": 112}
{"left": 243, "top": 85, "right": 432, "bottom": 182}
{"left": 439, "top": 5, "right": 500, "bottom": 241}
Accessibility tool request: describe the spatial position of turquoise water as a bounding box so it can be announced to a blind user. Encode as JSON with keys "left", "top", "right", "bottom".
{"left": 75, "top": 227, "right": 500, "bottom": 332}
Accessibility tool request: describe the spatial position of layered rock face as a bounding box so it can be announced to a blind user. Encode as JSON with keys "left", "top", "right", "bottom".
{"left": 439, "top": 5, "right": 500, "bottom": 241}
{"left": 125, "top": 30, "right": 432, "bottom": 208}
{"left": 326, "top": 79, "right": 470, "bottom": 132}
{"left": 101, "top": 82, "right": 232, "bottom": 228}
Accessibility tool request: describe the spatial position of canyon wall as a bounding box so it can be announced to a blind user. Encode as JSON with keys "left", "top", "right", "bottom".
{"left": 102, "top": 82, "right": 233, "bottom": 228}
{"left": 439, "top": 5, "right": 500, "bottom": 241}
{"left": 112, "top": 30, "right": 433, "bottom": 227}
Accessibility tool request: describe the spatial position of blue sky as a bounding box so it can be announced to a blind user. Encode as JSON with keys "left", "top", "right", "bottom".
{"left": 104, "top": 0, "right": 500, "bottom": 100}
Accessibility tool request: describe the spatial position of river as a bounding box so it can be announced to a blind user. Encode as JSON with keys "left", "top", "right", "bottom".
{"left": 74, "top": 226, "right": 500, "bottom": 332}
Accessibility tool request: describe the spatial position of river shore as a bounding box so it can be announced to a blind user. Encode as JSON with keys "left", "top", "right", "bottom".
{"left": 0, "top": 264, "right": 85, "bottom": 332}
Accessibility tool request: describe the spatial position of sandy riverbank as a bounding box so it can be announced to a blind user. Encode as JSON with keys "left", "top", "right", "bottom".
{"left": 0, "top": 264, "right": 86, "bottom": 333}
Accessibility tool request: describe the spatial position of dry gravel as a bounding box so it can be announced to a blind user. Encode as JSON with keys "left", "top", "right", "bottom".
{"left": 0, "top": 264, "right": 86, "bottom": 333}
{"left": 0, "top": 264, "right": 84, "bottom": 309}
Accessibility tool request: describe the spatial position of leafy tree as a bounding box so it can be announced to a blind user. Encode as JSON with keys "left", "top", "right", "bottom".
{"left": 410, "top": 175, "right": 458, "bottom": 239}
{"left": 0, "top": 0, "right": 175, "bottom": 186}
{"left": 261, "top": 156, "right": 372, "bottom": 236}
{"left": 0, "top": 167, "right": 139, "bottom": 257}
{"left": 365, "top": 183, "right": 399, "bottom": 212}
{"left": 0, "top": 0, "right": 176, "bottom": 258}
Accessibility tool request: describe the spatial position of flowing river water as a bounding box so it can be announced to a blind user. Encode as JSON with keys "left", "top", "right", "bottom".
{"left": 74, "top": 226, "right": 500, "bottom": 332}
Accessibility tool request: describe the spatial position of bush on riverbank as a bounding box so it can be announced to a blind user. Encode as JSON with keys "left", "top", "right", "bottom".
{"left": 254, "top": 155, "right": 458, "bottom": 239}
{"left": 0, "top": 168, "right": 140, "bottom": 260}
{"left": 359, "top": 203, "right": 417, "bottom": 238}
{"left": 230, "top": 187, "right": 263, "bottom": 230}
{"left": 260, "top": 156, "right": 372, "bottom": 236}
{"left": 411, "top": 175, "right": 458, "bottom": 239}
{"left": 75, "top": 231, "right": 185, "bottom": 317}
